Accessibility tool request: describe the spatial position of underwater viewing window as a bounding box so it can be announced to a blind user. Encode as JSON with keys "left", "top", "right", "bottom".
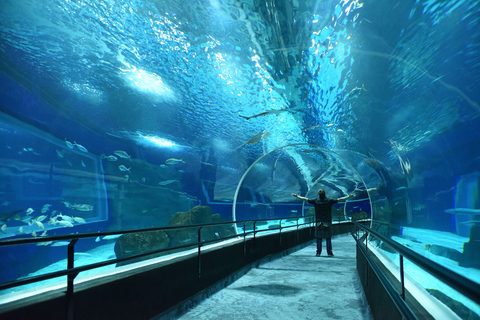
{"left": 0, "top": 113, "right": 108, "bottom": 241}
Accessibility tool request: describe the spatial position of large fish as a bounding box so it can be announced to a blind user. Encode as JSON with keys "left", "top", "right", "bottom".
{"left": 239, "top": 109, "right": 289, "bottom": 120}
{"left": 233, "top": 131, "right": 271, "bottom": 152}
{"left": 114, "top": 150, "right": 131, "bottom": 161}
{"left": 165, "top": 158, "right": 185, "bottom": 165}
{"left": 0, "top": 209, "right": 23, "bottom": 223}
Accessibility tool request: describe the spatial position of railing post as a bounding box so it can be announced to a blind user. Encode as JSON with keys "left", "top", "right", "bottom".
{"left": 279, "top": 220, "right": 282, "bottom": 247}
{"left": 198, "top": 227, "right": 202, "bottom": 279}
{"left": 243, "top": 222, "right": 246, "bottom": 256}
{"left": 365, "top": 231, "right": 368, "bottom": 286}
{"left": 400, "top": 255, "right": 405, "bottom": 300}
{"left": 67, "top": 239, "right": 79, "bottom": 320}
{"left": 296, "top": 218, "right": 299, "bottom": 241}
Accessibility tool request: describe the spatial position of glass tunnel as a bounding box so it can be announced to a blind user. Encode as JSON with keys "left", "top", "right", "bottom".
{"left": 0, "top": 0, "right": 480, "bottom": 317}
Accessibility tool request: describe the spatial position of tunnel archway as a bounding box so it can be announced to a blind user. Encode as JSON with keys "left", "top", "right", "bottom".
{"left": 232, "top": 143, "right": 376, "bottom": 226}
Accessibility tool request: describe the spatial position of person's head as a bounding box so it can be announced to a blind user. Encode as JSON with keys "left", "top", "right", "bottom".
{"left": 318, "top": 188, "right": 326, "bottom": 199}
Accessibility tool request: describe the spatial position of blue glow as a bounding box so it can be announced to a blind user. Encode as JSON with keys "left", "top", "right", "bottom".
{"left": 124, "top": 68, "right": 174, "bottom": 98}
{"left": 143, "top": 135, "right": 176, "bottom": 147}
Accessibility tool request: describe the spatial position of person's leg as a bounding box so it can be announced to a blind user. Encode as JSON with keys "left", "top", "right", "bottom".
{"left": 326, "top": 238, "right": 333, "bottom": 256}
{"left": 316, "top": 238, "right": 322, "bottom": 256}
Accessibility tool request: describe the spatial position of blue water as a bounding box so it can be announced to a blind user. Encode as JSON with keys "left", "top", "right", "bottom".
{"left": 0, "top": 0, "right": 479, "bottom": 306}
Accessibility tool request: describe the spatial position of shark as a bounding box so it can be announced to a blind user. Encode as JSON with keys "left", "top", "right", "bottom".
{"left": 233, "top": 131, "right": 271, "bottom": 152}
{"left": 239, "top": 109, "right": 290, "bottom": 120}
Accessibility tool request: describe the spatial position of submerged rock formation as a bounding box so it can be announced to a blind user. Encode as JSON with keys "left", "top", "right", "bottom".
{"left": 114, "top": 206, "right": 236, "bottom": 266}
{"left": 166, "top": 206, "right": 236, "bottom": 247}
{"left": 114, "top": 230, "right": 169, "bottom": 267}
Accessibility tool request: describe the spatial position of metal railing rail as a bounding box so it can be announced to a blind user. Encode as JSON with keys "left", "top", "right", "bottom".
{"left": 0, "top": 216, "right": 315, "bottom": 293}
{"left": 352, "top": 220, "right": 480, "bottom": 316}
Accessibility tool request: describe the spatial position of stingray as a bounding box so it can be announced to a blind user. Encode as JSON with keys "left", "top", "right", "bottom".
{"left": 233, "top": 131, "right": 271, "bottom": 152}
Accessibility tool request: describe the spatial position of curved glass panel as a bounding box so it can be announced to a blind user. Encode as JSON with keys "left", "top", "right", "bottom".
{"left": 232, "top": 144, "right": 371, "bottom": 225}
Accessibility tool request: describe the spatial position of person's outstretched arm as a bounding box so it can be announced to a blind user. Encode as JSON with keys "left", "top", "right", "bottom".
{"left": 338, "top": 194, "right": 356, "bottom": 202}
{"left": 292, "top": 193, "right": 308, "bottom": 202}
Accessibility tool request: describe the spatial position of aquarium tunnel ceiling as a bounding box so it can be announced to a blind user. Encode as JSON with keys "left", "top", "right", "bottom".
{"left": 1, "top": 0, "right": 479, "bottom": 204}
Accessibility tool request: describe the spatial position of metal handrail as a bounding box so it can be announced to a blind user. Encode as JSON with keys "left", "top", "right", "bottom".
{"left": 353, "top": 231, "right": 417, "bottom": 320}
{"left": 0, "top": 217, "right": 305, "bottom": 247}
{"left": 352, "top": 220, "right": 480, "bottom": 306}
{"left": 0, "top": 216, "right": 316, "bottom": 292}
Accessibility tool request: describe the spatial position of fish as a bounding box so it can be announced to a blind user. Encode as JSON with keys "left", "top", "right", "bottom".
{"left": 395, "top": 186, "right": 408, "bottom": 191}
{"left": 165, "top": 158, "right": 185, "bottom": 165}
{"left": 102, "top": 155, "right": 118, "bottom": 161}
{"left": 102, "top": 234, "right": 122, "bottom": 240}
{"left": 114, "top": 150, "right": 131, "bottom": 160}
{"left": 36, "top": 215, "right": 47, "bottom": 222}
{"left": 22, "top": 216, "right": 33, "bottom": 224}
{"left": 246, "top": 132, "right": 271, "bottom": 145}
{"left": 48, "top": 217, "right": 56, "bottom": 225}
{"left": 302, "top": 124, "right": 321, "bottom": 131}
{"left": 95, "top": 236, "right": 101, "bottom": 242}
{"left": 65, "top": 139, "right": 74, "bottom": 149}
{"left": 34, "top": 220, "right": 45, "bottom": 229}
{"left": 158, "top": 180, "right": 178, "bottom": 186}
{"left": 18, "top": 226, "right": 24, "bottom": 233}
{"left": 41, "top": 204, "right": 51, "bottom": 213}
{"left": 81, "top": 160, "right": 86, "bottom": 168}
{"left": 51, "top": 241, "right": 71, "bottom": 246}
{"left": 74, "top": 141, "right": 88, "bottom": 152}
{"left": 118, "top": 165, "right": 131, "bottom": 172}
{"left": 72, "top": 217, "right": 86, "bottom": 224}
{"left": 36, "top": 241, "right": 52, "bottom": 246}
{"left": 70, "top": 204, "right": 93, "bottom": 212}
{"left": 25, "top": 208, "right": 34, "bottom": 215}
{"left": 1, "top": 224, "right": 6, "bottom": 232}
{"left": 58, "top": 214, "right": 74, "bottom": 223}
{"left": 14, "top": 214, "right": 21, "bottom": 221}
{"left": 55, "top": 149, "right": 65, "bottom": 158}
{"left": 40, "top": 230, "right": 47, "bottom": 237}
{"left": 57, "top": 220, "right": 74, "bottom": 227}
{"left": 32, "top": 231, "right": 37, "bottom": 237}
{"left": 239, "top": 109, "right": 289, "bottom": 120}
{"left": 0, "top": 209, "right": 23, "bottom": 222}
{"left": 62, "top": 202, "right": 94, "bottom": 212}
{"left": 233, "top": 131, "right": 271, "bottom": 152}
{"left": 347, "top": 83, "right": 367, "bottom": 97}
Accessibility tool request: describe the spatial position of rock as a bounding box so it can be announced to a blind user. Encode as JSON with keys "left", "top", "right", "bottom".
{"left": 168, "top": 206, "right": 213, "bottom": 226}
{"left": 114, "top": 230, "right": 169, "bottom": 267}
{"left": 166, "top": 206, "right": 236, "bottom": 247}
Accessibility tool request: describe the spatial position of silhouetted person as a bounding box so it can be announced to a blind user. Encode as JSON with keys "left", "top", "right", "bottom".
{"left": 292, "top": 189, "right": 355, "bottom": 256}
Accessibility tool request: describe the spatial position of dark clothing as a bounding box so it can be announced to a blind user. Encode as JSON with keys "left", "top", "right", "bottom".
{"left": 308, "top": 197, "right": 338, "bottom": 224}
{"left": 308, "top": 197, "right": 338, "bottom": 239}
{"left": 317, "top": 238, "right": 333, "bottom": 256}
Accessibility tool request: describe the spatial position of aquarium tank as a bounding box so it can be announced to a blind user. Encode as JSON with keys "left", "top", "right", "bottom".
{"left": 0, "top": 0, "right": 479, "bottom": 313}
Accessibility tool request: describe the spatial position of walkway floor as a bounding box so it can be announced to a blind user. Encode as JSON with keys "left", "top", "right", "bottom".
{"left": 177, "top": 234, "right": 373, "bottom": 320}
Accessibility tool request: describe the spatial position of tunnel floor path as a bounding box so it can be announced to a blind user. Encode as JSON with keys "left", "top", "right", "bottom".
{"left": 177, "top": 234, "right": 373, "bottom": 320}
